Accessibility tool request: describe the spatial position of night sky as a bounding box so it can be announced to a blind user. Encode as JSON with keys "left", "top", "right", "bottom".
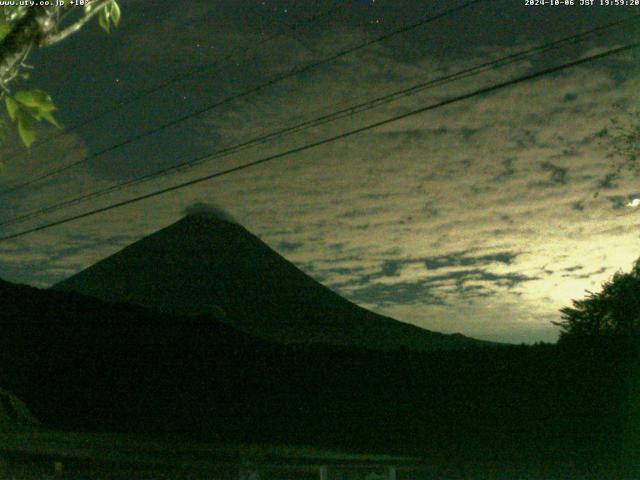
{"left": 0, "top": 0, "right": 639, "bottom": 343}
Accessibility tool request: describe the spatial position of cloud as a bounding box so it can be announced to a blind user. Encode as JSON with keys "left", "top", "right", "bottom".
{"left": 183, "top": 202, "right": 237, "bottom": 223}
{"left": 423, "top": 251, "right": 519, "bottom": 270}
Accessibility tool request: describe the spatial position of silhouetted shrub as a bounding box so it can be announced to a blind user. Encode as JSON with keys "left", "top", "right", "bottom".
{"left": 554, "top": 258, "right": 640, "bottom": 341}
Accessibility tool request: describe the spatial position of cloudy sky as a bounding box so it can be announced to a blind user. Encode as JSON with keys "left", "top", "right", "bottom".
{"left": 0, "top": 0, "right": 639, "bottom": 343}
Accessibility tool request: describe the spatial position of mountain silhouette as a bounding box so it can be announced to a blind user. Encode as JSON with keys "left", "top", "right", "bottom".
{"left": 0, "top": 276, "right": 271, "bottom": 435}
{"left": 54, "top": 211, "right": 484, "bottom": 351}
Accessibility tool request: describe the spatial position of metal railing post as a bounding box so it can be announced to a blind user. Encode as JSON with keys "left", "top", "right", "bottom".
{"left": 388, "top": 466, "right": 397, "bottom": 480}
{"left": 319, "top": 465, "right": 329, "bottom": 480}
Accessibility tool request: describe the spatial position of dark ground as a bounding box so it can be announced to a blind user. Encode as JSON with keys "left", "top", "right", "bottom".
{"left": 0, "top": 279, "right": 638, "bottom": 478}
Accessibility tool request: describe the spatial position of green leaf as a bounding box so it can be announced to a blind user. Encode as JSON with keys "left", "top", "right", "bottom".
{"left": 36, "top": 110, "right": 61, "bottom": 129}
{"left": 5, "top": 97, "right": 19, "bottom": 122}
{"left": 16, "top": 110, "right": 35, "bottom": 148}
{"left": 99, "top": 8, "right": 110, "bottom": 33}
{"left": 14, "top": 89, "right": 55, "bottom": 112}
{"left": 110, "top": 1, "right": 121, "bottom": 27}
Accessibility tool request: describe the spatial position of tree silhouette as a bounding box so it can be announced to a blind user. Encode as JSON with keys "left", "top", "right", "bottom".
{"left": 554, "top": 259, "right": 640, "bottom": 341}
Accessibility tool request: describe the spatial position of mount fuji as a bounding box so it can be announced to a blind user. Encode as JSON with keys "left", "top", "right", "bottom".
{"left": 54, "top": 209, "right": 485, "bottom": 351}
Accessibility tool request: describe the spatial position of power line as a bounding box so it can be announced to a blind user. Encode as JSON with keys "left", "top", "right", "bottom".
{"left": 0, "top": 16, "right": 634, "bottom": 229}
{"left": 1, "top": 1, "right": 346, "bottom": 161}
{"left": 1, "top": 41, "right": 636, "bottom": 243}
{"left": 0, "top": 0, "right": 485, "bottom": 197}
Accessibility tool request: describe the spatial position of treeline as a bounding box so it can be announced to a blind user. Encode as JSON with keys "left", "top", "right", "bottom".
{"left": 0, "top": 279, "right": 638, "bottom": 475}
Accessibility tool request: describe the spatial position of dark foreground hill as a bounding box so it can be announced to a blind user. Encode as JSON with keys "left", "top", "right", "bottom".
{"left": 1, "top": 278, "right": 638, "bottom": 475}
{"left": 54, "top": 211, "right": 486, "bottom": 352}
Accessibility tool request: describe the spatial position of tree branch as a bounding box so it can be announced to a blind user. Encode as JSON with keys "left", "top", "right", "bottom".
{"left": 41, "top": 0, "right": 112, "bottom": 47}
{"left": 0, "top": 7, "right": 57, "bottom": 89}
